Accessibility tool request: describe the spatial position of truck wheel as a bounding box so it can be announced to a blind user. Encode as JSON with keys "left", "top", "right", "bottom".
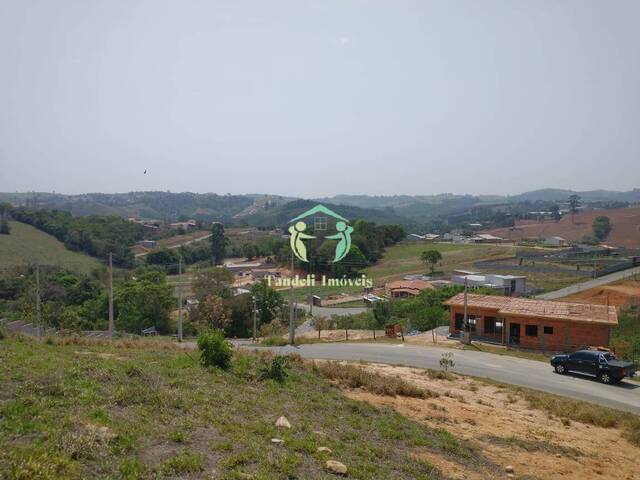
{"left": 599, "top": 372, "right": 612, "bottom": 384}
{"left": 555, "top": 364, "right": 566, "bottom": 374}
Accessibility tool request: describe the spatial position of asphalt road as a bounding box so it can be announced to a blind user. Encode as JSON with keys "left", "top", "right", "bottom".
{"left": 296, "top": 303, "right": 367, "bottom": 317}
{"left": 258, "top": 342, "right": 640, "bottom": 414}
{"left": 536, "top": 265, "right": 640, "bottom": 299}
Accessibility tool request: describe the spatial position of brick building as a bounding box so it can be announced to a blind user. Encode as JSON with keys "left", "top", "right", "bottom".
{"left": 445, "top": 293, "right": 617, "bottom": 351}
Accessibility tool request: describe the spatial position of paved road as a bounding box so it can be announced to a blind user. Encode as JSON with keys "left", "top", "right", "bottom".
{"left": 296, "top": 303, "right": 367, "bottom": 317}
{"left": 257, "top": 342, "right": 640, "bottom": 414}
{"left": 536, "top": 265, "right": 640, "bottom": 300}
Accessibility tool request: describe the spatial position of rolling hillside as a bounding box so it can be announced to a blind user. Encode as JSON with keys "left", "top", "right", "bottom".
{"left": 0, "top": 221, "right": 101, "bottom": 274}
{"left": 483, "top": 206, "right": 640, "bottom": 248}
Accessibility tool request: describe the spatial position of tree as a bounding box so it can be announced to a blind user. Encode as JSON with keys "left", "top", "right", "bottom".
{"left": 420, "top": 250, "right": 443, "bottom": 274}
{"left": 250, "top": 281, "right": 284, "bottom": 324}
{"left": 373, "top": 300, "right": 392, "bottom": 331}
{"left": 114, "top": 271, "right": 174, "bottom": 333}
{"left": 592, "top": 216, "right": 611, "bottom": 242}
{"left": 568, "top": 194, "right": 581, "bottom": 224}
{"left": 312, "top": 316, "right": 331, "bottom": 339}
{"left": 242, "top": 243, "right": 260, "bottom": 260}
{"left": 336, "top": 315, "right": 355, "bottom": 341}
{"left": 192, "top": 267, "right": 234, "bottom": 302}
{"left": 0, "top": 219, "right": 10, "bottom": 235}
{"left": 210, "top": 222, "right": 227, "bottom": 265}
{"left": 196, "top": 294, "right": 231, "bottom": 330}
{"left": 145, "top": 248, "right": 180, "bottom": 273}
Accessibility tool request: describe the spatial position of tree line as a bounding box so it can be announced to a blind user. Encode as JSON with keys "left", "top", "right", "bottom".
{"left": 4, "top": 205, "right": 143, "bottom": 267}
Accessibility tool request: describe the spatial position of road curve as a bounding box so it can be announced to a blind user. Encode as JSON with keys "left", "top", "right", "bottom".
{"left": 257, "top": 342, "right": 640, "bottom": 414}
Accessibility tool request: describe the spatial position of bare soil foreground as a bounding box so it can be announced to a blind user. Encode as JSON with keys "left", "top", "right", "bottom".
{"left": 329, "top": 362, "right": 640, "bottom": 480}
{"left": 560, "top": 280, "right": 640, "bottom": 307}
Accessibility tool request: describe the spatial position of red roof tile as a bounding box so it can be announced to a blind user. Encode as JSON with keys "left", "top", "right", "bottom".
{"left": 445, "top": 293, "right": 617, "bottom": 325}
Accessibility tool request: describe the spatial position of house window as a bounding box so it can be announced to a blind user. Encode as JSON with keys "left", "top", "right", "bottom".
{"left": 314, "top": 216, "right": 327, "bottom": 231}
{"left": 543, "top": 326, "right": 553, "bottom": 335}
{"left": 525, "top": 325, "right": 538, "bottom": 337}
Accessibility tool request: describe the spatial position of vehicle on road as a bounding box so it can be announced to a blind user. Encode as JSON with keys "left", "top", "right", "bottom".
{"left": 551, "top": 350, "right": 636, "bottom": 384}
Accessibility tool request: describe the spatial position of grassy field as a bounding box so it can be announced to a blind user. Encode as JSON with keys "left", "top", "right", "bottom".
{"left": 0, "top": 337, "right": 491, "bottom": 480}
{"left": 363, "top": 242, "right": 512, "bottom": 283}
{"left": 0, "top": 221, "right": 101, "bottom": 274}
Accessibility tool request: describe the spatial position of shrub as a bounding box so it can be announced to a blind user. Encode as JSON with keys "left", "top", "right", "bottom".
{"left": 257, "top": 356, "right": 290, "bottom": 383}
{"left": 439, "top": 352, "right": 455, "bottom": 371}
{"left": 197, "top": 330, "right": 232, "bottom": 370}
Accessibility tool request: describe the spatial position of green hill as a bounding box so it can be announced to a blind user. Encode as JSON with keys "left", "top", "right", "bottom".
{"left": 0, "top": 221, "right": 101, "bottom": 274}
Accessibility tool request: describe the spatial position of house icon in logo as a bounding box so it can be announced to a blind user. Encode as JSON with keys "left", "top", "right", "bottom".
{"left": 288, "top": 204, "right": 354, "bottom": 263}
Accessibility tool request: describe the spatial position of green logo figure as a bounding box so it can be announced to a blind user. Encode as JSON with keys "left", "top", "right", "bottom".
{"left": 288, "top": 221, "right": 315, "bottom": 262}
{"left": 288, "top": 204, "right": 353, "bottom": 263}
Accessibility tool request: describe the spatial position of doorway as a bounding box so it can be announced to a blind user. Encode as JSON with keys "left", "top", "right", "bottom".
{"left": 509, "top": 322, "right": 520, "bottom": 345}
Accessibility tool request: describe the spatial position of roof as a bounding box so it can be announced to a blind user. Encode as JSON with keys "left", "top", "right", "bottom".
{"left": 445, "top": 293, "right": 618, "bottom": 325}
{"left": 387, "top": 280, "right": 434, "bottom": 291}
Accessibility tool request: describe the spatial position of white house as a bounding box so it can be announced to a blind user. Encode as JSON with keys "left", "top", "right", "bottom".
{"left": 544, "top": 236, "right": 567, "bottom": 247}
{"left": 451, "top": 270, "right": 527, "bottom": 296}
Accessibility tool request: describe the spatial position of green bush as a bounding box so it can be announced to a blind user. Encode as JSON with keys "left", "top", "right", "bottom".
{"left": 257, "top": 356, "right": 290, "bottom": 383}
{"left": 197, "top": 330, "right": 232, "bottom": 369}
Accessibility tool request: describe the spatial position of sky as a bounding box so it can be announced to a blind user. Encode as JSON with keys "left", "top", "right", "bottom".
{"left": 0, "top": 0, "right": 639, "bottom": 198}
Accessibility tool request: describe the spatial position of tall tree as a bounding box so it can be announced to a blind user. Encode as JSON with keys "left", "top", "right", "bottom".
{"left": 210, "top": 222, "right": 227, "bottom": 265}
{"left": 250, "top": 281, "right": 283, "bottom": 324}
{"left": 592, "top": 216, "right": 612, "bottom": 242}
{"left": 568, "top": 194, "right": 582, "bottom": 224}
{"left": 192, "top": 267, "right": 234, "bottom": 301}
{"left": 195, "top": 294, "right": 231, "bottom": 330}
{"left": 420, "top": 250, "right": 443, "bottom": 274}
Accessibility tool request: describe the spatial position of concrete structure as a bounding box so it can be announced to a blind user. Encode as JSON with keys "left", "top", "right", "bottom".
{"left": 137, "top": 239, "right": 157, "bottom": 248}
{"left": 445, "top": 294, "right": 617, "bottom": 351}
{"left": 386, "top": 280, "right": 433, "bottom": 298}
{"left": 451, "top": 270, "right": 526, "bottom": 296}
{"left": 544, "top": 236, "right": 568, "bottom": 247}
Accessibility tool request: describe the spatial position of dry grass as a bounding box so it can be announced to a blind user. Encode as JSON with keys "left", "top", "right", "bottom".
{"left": 42, "top": 334, "right": 184, "bottom": 351}
{"left": 478, "top": 377, "right": 640, "bottom": 446}
{"left": 314, "top": 361, "right": 437, "bottom": 399}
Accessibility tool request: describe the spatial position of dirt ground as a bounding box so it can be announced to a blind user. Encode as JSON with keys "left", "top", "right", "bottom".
{"left": 560, "top": 280, "right": 640, "bottom": 308}
{"left": 335, "top": 363, "right": 640, "bottom": 480}
{"left": 295, "top": 329, "right": 386, "bottom": 341}
{"left": 483, "top": 206, "right": 640, "bottom": 249}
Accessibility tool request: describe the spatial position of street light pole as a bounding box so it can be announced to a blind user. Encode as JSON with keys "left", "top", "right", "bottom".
{"left": 289, "top": 251, "right": 295, "bottom": 345}
{"left": 177, "top": 258, "right": 183, "bottom": 342}
{"left": 252, "top": 296, "right": 257, "bottom": 342}
{"left": 108, "top": 253, "right": 114, "bottom": 338}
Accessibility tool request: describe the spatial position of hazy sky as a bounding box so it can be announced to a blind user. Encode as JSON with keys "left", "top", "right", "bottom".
{"left": 1, "top": 1, "right": 639, "bottom": 197}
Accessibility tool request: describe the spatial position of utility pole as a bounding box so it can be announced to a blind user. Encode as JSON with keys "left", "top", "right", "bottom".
{"left": 462, "top": 277, "right": 471, "bottom": 345}
{"left": 177, "top": 258, "right": 183, "bottom": 342}
{"left": 289, "top": 251, "right": 295, "bottom": 345}
{"left": 108, "top": 253, "right": 114, "bottom": 338}
{"left": 252, "top": 296, "right": 257, "bottom": 342}
{"left": 35, "top": 263, "right": 41, "bottom": 338}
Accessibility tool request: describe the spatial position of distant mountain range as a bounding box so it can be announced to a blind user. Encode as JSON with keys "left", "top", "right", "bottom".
{"left": 1, "top": 188, "right": 639, "bottom": 228}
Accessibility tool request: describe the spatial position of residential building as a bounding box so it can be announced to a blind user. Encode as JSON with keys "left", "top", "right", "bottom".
{"left": 386, "top": 280, "right": 433, "bottom": 298}
{"left": 544, "top": 236, "right": 568, "bottom": 247}
{"left": 445, "top": 294, "right": 617, "bottom": 351}
{"left": 451, "top": 270, "right": 526, "bottom": 295}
